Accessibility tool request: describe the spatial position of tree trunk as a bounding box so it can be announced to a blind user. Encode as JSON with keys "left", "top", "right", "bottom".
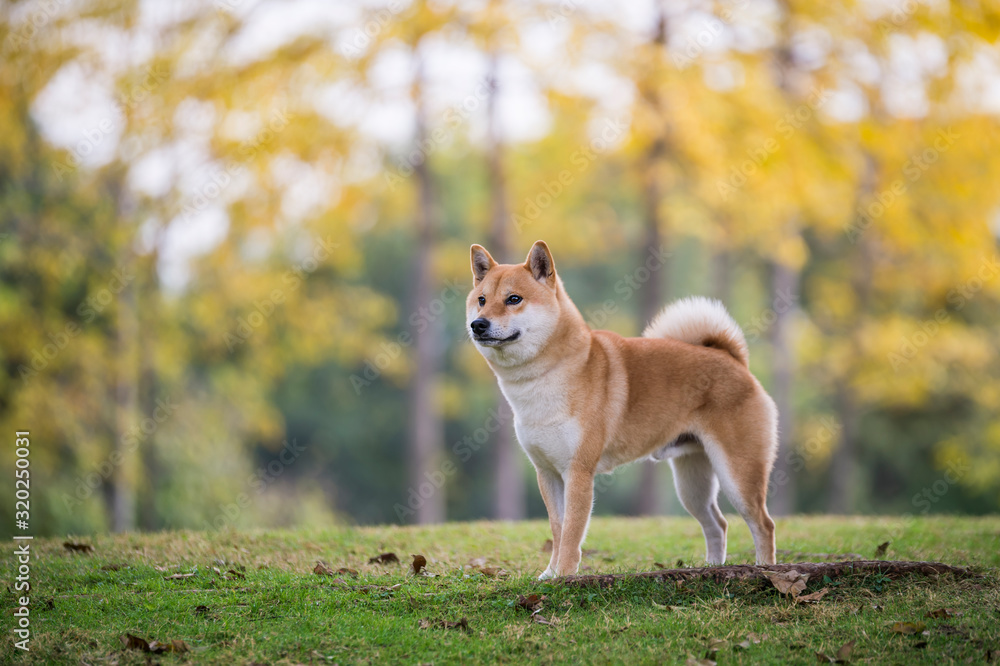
{"left": 632, "top": 8, "right": 670, "bottom": 517}
{"left": 111, "top": 189, "right": 138, "bottom": 532}
{"left": 827, "top": 384, "right": 857, "bottom": 514}
{"left": 711, "top": 245, "right": 731, "bottom": 307}
{"left": 563, "top": 559, "right": 977, "bottom": 588}
{"left": 485, "top": 53, "right": 524, "bottom": 520}
{"left": 407, "top": 57, "right": 445, "bottom": 524}
{"left": 633, "top": 140, "right": 669, "bottom": 516}
{"left": 137, "top": 255, "right": 162, "bottom": 531}
{"left": 768, "top": 260, "right": 798, "bottom": 516}
{"left": 826, "top": 154, "right": 876, "bottom": 514}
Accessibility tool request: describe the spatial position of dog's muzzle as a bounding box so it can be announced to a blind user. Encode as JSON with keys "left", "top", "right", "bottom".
{"left": 470, "top": 318, "right": 520, "bottom": 346}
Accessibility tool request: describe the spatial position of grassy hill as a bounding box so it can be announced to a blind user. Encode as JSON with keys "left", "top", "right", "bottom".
{"left": 3, "top": 515, "right": 999, "bottom": 664}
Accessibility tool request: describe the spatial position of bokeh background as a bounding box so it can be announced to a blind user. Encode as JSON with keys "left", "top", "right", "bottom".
{"left": 2, "top": 0, "right": 1000, "bottom": 537}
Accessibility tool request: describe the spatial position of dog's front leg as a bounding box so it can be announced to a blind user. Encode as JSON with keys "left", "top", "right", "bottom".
{"left": 536, "top": 468, "right": 565, "bottom": 580}
{"left": 555, "top": 465, "right": 595, "bottom": 577}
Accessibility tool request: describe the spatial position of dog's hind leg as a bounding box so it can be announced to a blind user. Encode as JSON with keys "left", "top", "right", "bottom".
{"left": 670, "top": 452, "right": 728, "bottom": 564}
{"left": 702, "top": 424, "right": 777, "bottom": 566}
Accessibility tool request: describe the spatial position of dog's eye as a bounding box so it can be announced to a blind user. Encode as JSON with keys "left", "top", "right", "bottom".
{"left": 506, "top": 294, "right": 522, "bottom": 305}
{"left": 478, "top": 296, "right": 486, "bottom": 306}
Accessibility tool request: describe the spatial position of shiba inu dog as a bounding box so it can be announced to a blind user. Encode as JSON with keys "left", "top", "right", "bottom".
{"left": 467, "top": 240, "right": 778, "bottom": 579}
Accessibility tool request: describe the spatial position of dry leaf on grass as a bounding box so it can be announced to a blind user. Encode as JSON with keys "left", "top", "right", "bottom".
{"left": 734, "top": 633, "right": 767, "bottom": 650}
{"left": 337, "top": 567, "right": 359, "bottom": 577}
{"left": 120, "top": 634, "right": 188, "bottom": 654}
{"left": 816, "top": 639, "right": 856, "bottom": 663}
{"left": 313, "top": 561, "right": 336, "bottom": 576}
{"left": 516, "top": 594, "right": 545, "bottom": 612}
{"left": 890, "top": 621, "right": 927, "bottom": 635}
{"left": 419, "top": 617, "right": 470, "bottom": 632}
{"left": 468, "top": 557, "right": 488, "bottom": 567}
{"left": 685, "top": 657, "right": 716, "bottom": 666}
{"left": 369, "top": 552, "right": 400, "bottom": 565}
{"left": 63, "top": 542, "right": 93, "bottom": 554}
{"left": 478, "top": 566, "right": 508, "bottom": 578}
{"left": 874, "top": 541, "right": 890, "bottom": 558}
{"left": 411, "top": 555, "right": 427, "bottom": 575}
{"left": 164, "top": 572, "right": 195, "bottom": 580}
{"left": 653, "top": 562, "right": 667, "bottom": 570}
{"left": 764, "top": 570, "right": 810, "bottom": 597}
{"left": 705, "top": 638, "right": 727, "bottom": 657}
{"left": 797, "top": 587, "right": 830, "bottom": 604}
{"left": 925, "top": 608, "right": 958, "bottom": 619}
{"left": 532, "top": 614, "right": 555, "bottom": 626}
{"left": 101, "top": 563, "right": 125, "bottom": 571}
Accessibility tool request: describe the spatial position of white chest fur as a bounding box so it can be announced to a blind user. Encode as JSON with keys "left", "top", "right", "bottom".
{"left": 497, "top": 375, "right": 581, "bottom": 475}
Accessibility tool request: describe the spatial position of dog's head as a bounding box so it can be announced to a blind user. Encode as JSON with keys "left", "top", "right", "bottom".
{"left": 466, "top": 240, "right": 561, "bottom": 367}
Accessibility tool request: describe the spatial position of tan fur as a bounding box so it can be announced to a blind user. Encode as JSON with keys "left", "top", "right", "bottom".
{"left": 467, "top": 241, "right": 778, "bottom": 579}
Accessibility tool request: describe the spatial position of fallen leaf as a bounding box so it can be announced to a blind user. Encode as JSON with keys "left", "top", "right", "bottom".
{"left": 120, "top": 634, "right": 188, "bottom": 654}
{"left": 764, "top": 570, "right": 810, "bottom": 597}
{"left": 925, "top": 608, "right": 957, "bottom": 619}
{"left": 313, "top": 562, "right": 336, "bottom": 576}
{"left": 120, "top": 634, "right": 150, "bottom": 651}
{"left": 101, "top": 563, "right": 125, "bottom": 571}
{"left": 735, "top": 640, "right": 752, "bottom": 651}
{"left": 468, "top": 557, "right": 488, "bottom": 567}
{"left": 63, "top": 542, "right": 93, "bottom": 554}
{"left": 148, "top": 639, "right": 189, "bottom": 654}
{"left": 705, "top": 638, "right": 727, "bottom": 655}
{"left": 874, "top": 541, "right": 889, "bottom": 558}
{"left": 815, "top": 641, "right": 855, "bottom": 664}
{"left": 677, "top": 559, "right": 685, "bottom": 568}
{"left": 541, "top": 539, "right": 553, "bottom": 553}
{"left": 890, "top": 621, "right": 926, "bottom": 635}
{"left": 685, "top": 658, "right": 716, "bottom": 666}
{"left": 532, "top": 614, "right": 554, "bottom": 625}
{"left": 369, "top": 552, "right": 399, "bottom": 565}
{"left": 411, "top": 555, "right": 427, "bottom": 575}
{"left": 654, "top": 562, "right": 667, "bottom": 569}
{"left": 164, "top": 573, "right": 195, "bottom": 580}
{"left": 225, "top": 569, "right": 246, "bottom": 580}
{"left": 479, "top": 567, "right": 508, "bottom": 578}
{"left": 836, "top": 639, "right": 856, "bottom": 662}
{"left": 516, "top": 594, "right": 545, "bottom": 612}
{"left": 419, "top": 617, "right": 470, "bottom": 632}
{"left": 797, "top": 587, "right": 830, "bottom": 604}
{"left": 337, "top": 567, "right": 359, "bottom": 577}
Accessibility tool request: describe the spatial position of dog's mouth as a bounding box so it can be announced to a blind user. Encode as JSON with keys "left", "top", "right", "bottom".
{"left": 474, "top": 331, "right": 521, "bottom": 347}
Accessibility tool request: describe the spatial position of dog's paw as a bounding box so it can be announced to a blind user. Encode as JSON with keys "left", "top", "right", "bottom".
{"left": 538, "top": 568, "right": 556, "bottom": 580}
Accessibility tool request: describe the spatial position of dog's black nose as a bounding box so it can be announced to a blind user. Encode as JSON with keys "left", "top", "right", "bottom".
{"left": 470, "top": 318, "right": 490, "bottom": 336}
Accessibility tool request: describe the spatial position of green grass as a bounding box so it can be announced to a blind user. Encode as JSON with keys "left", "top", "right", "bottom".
{"left": 3, "top": 515, "right": 999, "bottom": 664}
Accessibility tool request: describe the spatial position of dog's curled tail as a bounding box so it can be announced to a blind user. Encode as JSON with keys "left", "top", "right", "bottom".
{"left": 643, "top": 296, "right": 749, "bottom": 366}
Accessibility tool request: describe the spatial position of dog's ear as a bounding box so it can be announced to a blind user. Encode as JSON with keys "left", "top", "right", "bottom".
{"left": 525, "top": 240, "right": 556, "bottom": 288}
{"left": 471, "top": 244, "right": 497, "bottom": 284}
